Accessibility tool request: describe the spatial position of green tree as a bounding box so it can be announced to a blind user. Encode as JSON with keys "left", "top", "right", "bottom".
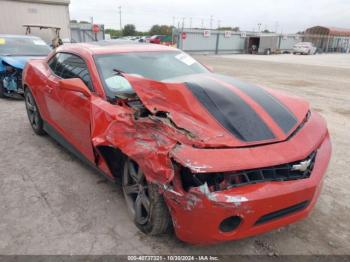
{"left": 149, "top": 25, "right": 161, "bottom": 35}
{"left": 149, "top": 24, "right": 173, "bottom": 36}
{"left": 122, "top": 24, "right": 136, "bottom": 36}
{"left": 105, "top": 29, "right": 122, "bottom": 38}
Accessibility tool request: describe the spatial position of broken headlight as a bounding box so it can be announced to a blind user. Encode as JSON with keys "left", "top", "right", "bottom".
{"left": 1, "top": 65, "right": 22, "bottom": 92}
{"left": 178, "top": 165, "right": 224, "bottom": 192}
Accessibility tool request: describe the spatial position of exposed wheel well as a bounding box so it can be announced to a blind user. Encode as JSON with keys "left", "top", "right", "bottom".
{"left": 96, "top": 146, "right": 126, "bottom": 180}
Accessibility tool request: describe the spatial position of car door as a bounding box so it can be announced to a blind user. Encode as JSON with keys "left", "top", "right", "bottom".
{"left": 44, "top": 52, "right": 95, "bottom": 162}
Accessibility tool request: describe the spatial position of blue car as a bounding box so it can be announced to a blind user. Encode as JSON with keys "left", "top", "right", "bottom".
{"left": 0, "top": 34, "right": 51, "bottom": 98}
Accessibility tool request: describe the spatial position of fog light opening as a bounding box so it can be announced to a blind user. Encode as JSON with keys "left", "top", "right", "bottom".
{"left": 219, "top": 216, "right": 242, "bottom": 233}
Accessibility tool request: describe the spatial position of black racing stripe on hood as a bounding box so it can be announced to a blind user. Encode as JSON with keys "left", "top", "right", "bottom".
{"left": 215, "top": 75, "right": 298, "bottom": 134}
{"left": 186, "top": 81, "right": 275, "bottom": 142}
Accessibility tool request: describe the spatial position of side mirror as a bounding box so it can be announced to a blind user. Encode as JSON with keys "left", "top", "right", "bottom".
{"left": 59, "top": 78, "right": 91, "bottom": 98}
{"left": 203, "top": 63, "right": 214, "bottom": 72}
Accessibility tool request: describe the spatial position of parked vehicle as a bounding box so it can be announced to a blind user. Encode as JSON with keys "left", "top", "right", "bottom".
{"left": 23, "top": 42, "right": 331, "bottom": 245}
{"left": 149, "top": 35, "right": 165, "bottom": 44}
{"left": 129, "top": 36, "right": 141, "bottom": 41}
{"left": 0, "top": 34, "right": 51, "bottom": 98}
{"left": 293, "top": 42, "right": 317, "bottom": 55}
{"left": 138, "top": 36, "right": 150, "bottom": 43}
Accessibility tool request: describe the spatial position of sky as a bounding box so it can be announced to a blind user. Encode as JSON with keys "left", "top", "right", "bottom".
{"left": 69, "top": 0, "right": 350, "bottom": 33}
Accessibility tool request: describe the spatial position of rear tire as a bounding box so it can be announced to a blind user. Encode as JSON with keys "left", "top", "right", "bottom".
{"left": 122, "top": 158, "right": 171, "bottom": 235}
{"left": 24, "top": 88, "right": 45, "bottom": 136}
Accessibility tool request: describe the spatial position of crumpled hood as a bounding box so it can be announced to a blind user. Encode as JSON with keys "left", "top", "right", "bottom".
{"left": 0, "top": 56, "right": 45, "bottom": 70}
{"left": 124, "top": 73, "right": 310, "bottom": 148}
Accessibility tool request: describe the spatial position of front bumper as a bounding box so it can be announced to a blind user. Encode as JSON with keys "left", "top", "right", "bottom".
{"left": 164, "top": 133, "right": 331, "bottom": 245}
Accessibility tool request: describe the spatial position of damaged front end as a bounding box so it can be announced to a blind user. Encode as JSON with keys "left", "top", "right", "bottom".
{"left": 162, "top": 128, "right": 330, "bottom": 244}
{"left": 0, "top": 60, "right": 24, "bottom": 98}
{"left": 91, "top": 73, "right": 331, "bottom": 244}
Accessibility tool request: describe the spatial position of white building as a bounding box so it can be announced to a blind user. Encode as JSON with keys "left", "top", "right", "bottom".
{"left": 0, "top": 0, "right": 71, "bottom": 42}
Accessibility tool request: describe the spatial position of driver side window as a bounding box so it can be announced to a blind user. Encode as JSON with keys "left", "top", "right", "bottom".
{"left": 48, "top": 53, "right": 94, "bottom": 91}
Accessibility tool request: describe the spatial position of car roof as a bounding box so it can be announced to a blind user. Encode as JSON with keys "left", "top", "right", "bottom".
{"left": 0, "top": 34, "right": 42, "bottom": 39}
{"left": 57, "top": 41, "right": 178, "bottom": 55}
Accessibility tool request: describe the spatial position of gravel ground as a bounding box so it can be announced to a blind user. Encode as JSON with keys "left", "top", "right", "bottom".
{"left": 0, "top": 54, "right": 349, "bottom": 255}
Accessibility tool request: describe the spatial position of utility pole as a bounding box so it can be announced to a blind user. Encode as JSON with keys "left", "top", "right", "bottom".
{"left": 181, "top": 17, "right": 185, "bottom": 30}
{"left": 210, "top": 15, "right": 213, "bottom": 29}
{"left": 189, "top": 17, "right": 192, "bottom": 29}
{"left": 201, "top": 19, "right": 204, "bottom": 29}
{"left": 275, "top": 21, "right": 279, "bottom": 33}
{"left": 257, "top": 23, "right": 262, "bottom": 32}
{"left": 217, "top": 20, "right": 221, "bottom": 29}
{"left": 118, "top": 6, "right": 122, "bottom": 31}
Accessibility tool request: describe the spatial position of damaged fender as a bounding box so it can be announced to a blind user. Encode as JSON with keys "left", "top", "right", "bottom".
{"left": 90, "top": 97, "right": 178, "bottom": 184}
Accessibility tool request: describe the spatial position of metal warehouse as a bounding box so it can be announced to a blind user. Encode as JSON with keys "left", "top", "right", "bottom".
{"left": 175, "top": 26, "right": 350, "bottom": 54}
{"left": 0, "top": 0, "right": 71, "bottom": 42}
{"left": 304, "top": 26, "right": 350, "bottom": 53}
{"left": 174, "top": 28, "right": 300, "bottom": 54}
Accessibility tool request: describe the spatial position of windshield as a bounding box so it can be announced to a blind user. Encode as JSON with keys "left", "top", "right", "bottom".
{"left": 0, "top": 36, "right": 51, "bottom": 56}
{"left": 95, "top": 51, "right": 208, "bottom": 98}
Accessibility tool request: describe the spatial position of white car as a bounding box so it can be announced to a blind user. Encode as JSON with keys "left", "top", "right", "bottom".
{"left": 293, "top": 42, "right": 317, "bottom": 55}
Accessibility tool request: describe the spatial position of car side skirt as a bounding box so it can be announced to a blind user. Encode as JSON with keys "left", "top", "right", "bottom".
{"left": 43, "top": 121, "right": 116, "bottom": 183}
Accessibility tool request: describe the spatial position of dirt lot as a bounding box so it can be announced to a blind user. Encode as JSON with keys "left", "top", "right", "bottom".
{"left": 0, "top": 54, "right": 349, "bottom": 255}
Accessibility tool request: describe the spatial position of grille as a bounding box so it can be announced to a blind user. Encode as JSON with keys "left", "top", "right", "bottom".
{"left": 225, "top": 151, "right": 317, "bottom": 189}
{"left": 180, "top": 151, "right": 317, "bottom": 192}
{"left": 255, "top": 201, "right": 309, "bottom": 225}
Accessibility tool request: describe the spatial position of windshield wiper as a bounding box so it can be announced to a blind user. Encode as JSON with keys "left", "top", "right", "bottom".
{"left": 113, "top": 68, "right": 125, "bottom": 75}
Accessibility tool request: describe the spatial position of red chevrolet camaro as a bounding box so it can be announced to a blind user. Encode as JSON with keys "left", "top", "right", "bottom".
{"left": 22, "top": 41, "right": 331, "bottom": 245}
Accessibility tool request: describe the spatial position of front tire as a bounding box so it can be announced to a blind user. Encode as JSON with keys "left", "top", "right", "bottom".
{"left": 122, "top": 158, "right": 171, "bottom": 235}
{"left": 24, "top": 88, "right": 45, "bottom": 136}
